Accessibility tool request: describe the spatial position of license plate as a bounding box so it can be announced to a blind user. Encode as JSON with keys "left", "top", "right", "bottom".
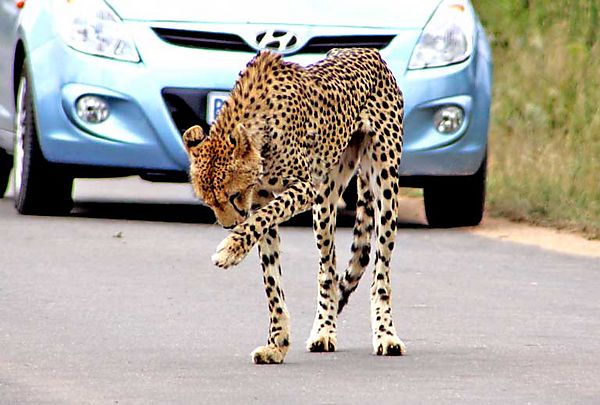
{"left": 206, "top": 91, "right": 230, "bottom": 125}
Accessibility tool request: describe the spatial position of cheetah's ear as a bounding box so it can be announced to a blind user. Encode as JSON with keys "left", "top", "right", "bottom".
{"left": 182, "top": 125, "right": 206, "bottom": 151}
{"left": 231, "top": 123, "right": 252, "bottom": 158}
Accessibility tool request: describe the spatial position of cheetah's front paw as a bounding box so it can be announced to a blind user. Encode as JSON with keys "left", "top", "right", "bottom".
{"left": 251, "top": 345, "right": 286, "bottom": 364}
{"left": 374, "top": 335, "right": 406, "bottom": 356}
{"left": 211, "top": 234, "right": 248, "bottom": 269}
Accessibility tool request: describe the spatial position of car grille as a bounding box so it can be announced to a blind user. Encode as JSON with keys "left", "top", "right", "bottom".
{"left": 152, "top": 28, "right": 395, "bottom": 54}
{"left": 298, "top": 35, "right": 395, "bottom": 53}
{"left": 152, "top": 28, "right": 255, "bottom": 52}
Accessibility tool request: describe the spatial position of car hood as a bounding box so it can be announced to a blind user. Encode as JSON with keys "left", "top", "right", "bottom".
{"left": 106, "top": 0, "right": 441, "bottom": 29}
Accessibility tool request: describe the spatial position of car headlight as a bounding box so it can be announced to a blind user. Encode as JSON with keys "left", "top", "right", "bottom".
{"left": 408, "top": 0, "right": 475, "bottom": 69}
{"left": 55, "top": 0, "right": 140, "bottom": 63}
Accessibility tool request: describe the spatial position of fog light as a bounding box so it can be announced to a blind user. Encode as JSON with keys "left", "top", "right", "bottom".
{"left": 76, "top": 95, "right": 110, "bottom": 124}
{"left": 433, "top": 106, "right": 464, "bottom": 134}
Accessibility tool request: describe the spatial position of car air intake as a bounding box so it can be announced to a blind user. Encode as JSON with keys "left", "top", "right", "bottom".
{"left": 161, "top": 88, "right": 211, "bottom": 135}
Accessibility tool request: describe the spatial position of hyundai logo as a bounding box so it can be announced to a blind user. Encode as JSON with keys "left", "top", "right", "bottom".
{"left": 253, "top": 30, "right": 299, "bottom": 54}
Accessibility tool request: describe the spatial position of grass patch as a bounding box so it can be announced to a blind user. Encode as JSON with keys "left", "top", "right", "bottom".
{"left": 475, "top": 0, "right": 600, "bottom": 238}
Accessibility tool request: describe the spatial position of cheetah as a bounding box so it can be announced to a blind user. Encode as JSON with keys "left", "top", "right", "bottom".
{"left": 183, "top": 48, "right": 405, "bottom": 364}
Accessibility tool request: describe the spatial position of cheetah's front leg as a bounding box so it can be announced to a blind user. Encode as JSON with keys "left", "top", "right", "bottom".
{"left": 306, "top": 160, "right": 358, "bottom": 352}
{"left": 212, "top": 180, "right": 314, "bottom": 269}
{"left": 306, "top": 194, "right": 339, "bottom": 352}
{"left": 251, "top": 225, "right": 291, "bottom": 364}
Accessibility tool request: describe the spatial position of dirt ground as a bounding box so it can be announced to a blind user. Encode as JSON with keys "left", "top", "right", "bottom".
{"left": 398, "top": 196, "right": 600, "bottom": 259}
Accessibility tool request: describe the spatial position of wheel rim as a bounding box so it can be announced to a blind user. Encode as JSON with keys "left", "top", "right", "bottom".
{"left": 13, "top": 76, "right": 26, "bottom": 196}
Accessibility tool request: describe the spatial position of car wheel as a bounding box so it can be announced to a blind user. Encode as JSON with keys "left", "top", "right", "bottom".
{"left": 424, "top": 153, "right": 487, "bottom": 228}
{"left": 13, "top": 65, "right": 74, "bottom": 215}
{"left": 0, "top": 149, "right": 12, "bottom": 198}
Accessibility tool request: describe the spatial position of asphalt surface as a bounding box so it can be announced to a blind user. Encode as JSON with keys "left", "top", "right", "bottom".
{"left": 1, "top": 178, "right": 599, "bottom": 404}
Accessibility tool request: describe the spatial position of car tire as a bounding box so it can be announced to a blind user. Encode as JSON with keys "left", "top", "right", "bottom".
{"left": 13, "top": 65, "right": 74, "bottom": 215}
{"left": 0, "top": 148, "right": 12, "bottom": 198}
{"left": 424, "top": 153, "right": 487, "bottom": 228}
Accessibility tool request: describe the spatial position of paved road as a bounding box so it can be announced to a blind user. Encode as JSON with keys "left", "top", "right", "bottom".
{"left": 1, "top": 179, "right": 599, "bottom": 404}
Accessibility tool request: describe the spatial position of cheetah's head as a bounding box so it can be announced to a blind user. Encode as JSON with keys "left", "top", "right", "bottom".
{"left": 183, "top": 124, "right": 261, "bottom": 229}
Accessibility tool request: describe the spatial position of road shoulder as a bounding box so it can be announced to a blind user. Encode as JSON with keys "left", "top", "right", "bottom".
{"left": 398, "top": 196, "right": 600, "bottom": 259}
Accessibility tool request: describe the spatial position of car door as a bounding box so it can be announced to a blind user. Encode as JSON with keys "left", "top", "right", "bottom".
{"left": 0, "top": 0, "right": 21, "bottom": 150}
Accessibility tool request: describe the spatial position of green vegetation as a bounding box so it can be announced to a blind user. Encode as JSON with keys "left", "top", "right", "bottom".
{"left": 475, "top": 0, "right": 600, "bottom": 238}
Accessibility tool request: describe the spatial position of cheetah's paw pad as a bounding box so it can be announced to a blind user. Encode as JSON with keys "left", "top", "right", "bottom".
{"left": 306, "top": 335, "right": 337, "bottom": 352}
{"left": 374, "top": 335, "right": 406, "bottom": 356}
{"left": 251, "top": 345, "right": 286, "bottom": 364}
